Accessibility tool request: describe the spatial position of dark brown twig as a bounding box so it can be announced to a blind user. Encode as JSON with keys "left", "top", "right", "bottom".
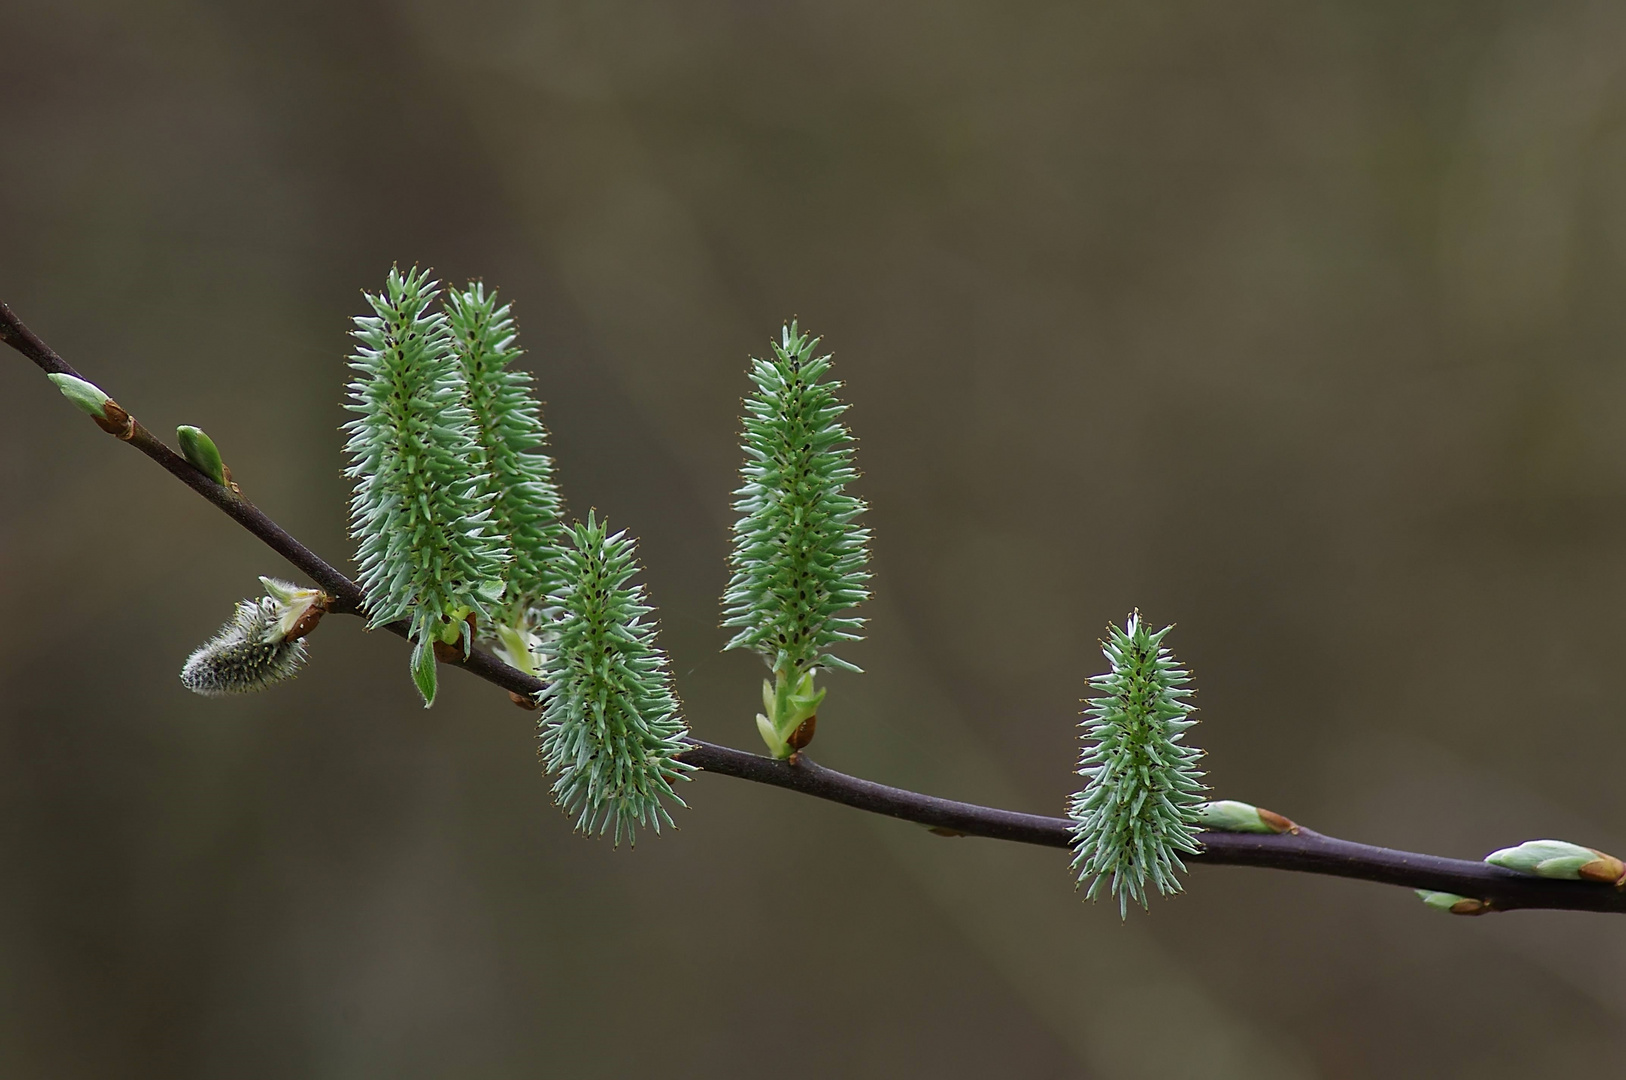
{"left": 6, "top": 298, "right": 1621, "bottom": 915}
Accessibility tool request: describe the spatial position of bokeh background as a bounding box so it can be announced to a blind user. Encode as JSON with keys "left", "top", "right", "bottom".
{"left": 5, "top": 1, "right": 1626, "bottom": 1076}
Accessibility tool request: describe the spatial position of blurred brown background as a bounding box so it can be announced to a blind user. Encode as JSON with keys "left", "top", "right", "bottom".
{"left": 4, "top": 1, "right": 1626, "bottom": 1076}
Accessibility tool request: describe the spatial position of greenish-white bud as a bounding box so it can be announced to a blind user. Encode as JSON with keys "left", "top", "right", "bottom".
{"left": 48, "top": 373, "right": 112, "bottom": 419}
{"left": 493, "top": 619, "right": 541, "bottom": 679}
{"left": 1485, "top": 839, "right": 1626, "bottom": 884}
{"left": 258, "top": 577, "right": 328, "bottom": 641}
{"left": 1196, "top": 800, "right": 1297, "bottom": 834}
{"left": 1415, "top": 890, "right": 1491, "bottom": 916}
{"left": 177, "top": 425, "right": 226, "bottom": 486}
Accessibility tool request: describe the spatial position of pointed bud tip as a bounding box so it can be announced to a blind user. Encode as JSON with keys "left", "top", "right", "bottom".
{"left": 50, "top": 373, "right": 130, "bottom": 434}
{"left": 48, "top": 372, "right": 111, "bottom": 418}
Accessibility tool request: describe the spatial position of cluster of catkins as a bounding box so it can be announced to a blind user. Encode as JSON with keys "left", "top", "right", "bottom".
{"left": 170, "top": 268, "right": 1227, "bottom": 912}
{"left": 180, "top": 268, "right": 693, "bottom": 843}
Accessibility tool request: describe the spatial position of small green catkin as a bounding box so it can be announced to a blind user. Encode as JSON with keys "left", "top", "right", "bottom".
{"left": 1069, "top": 613, "right": 1208, "bottom": 918}
{"left": 181, "top": 588, "right": 313, "bottom": 696}
{"left": 444, "top": 282, "right": 566, "bottom": 646}
{"left": 538, "top": 513, "right": 694, "bottom": 845}
{"left": 342, "top": 267, "right": 511, "bottom": 707}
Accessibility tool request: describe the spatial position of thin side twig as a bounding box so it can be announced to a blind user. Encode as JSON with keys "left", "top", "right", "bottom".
{"left": 5, "top": 298, "right": 1620, "bottom": 915}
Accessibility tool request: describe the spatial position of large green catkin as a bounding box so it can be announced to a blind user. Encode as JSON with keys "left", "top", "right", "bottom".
{"left": 342, "top": 267, "right": 511, "bottom": 707}
{"left": 721, "top": 322, "right": 871, "bottom": 678}
{"left": 445, "top": 282, "right": 566, "bottom": 637}
{"left": 538, "top": 513, "right": 693, "bottom": 846}
{"left": 1069, "top": 613, "right": 1208, "bottom": 918}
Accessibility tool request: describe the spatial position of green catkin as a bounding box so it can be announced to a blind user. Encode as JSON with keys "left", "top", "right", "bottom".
{"left": 538, "top": 514, "right": 693, "bottom": 845}
{"left": 342, "top": 266, "right": 511, "bottom": 707}
{"left": 721, "top": 323, "right": 871, "bottom": 676}
{"left": 445, "top": 282, "right": 566, "bottom": 640}
{"left": 721, "top": 323, "right": 870, "bottom": 755}
{"left": 1069, "top": 613, "right": 1208, "bottom": 918}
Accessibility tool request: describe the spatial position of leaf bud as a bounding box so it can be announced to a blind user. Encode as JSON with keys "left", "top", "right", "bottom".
{"left": 177, "top": 425, "right": 227, "bottom": 486}
{"left": 1196, "top": 799, "right": 1298, "bottom": 834}
{"left": 47, "top": 372, "right": 111, "bottom": 419}
{"left": 48, "top": 372, "right": 132, "bottom": 435}
{"left": 1415, "top": 890, "right": 1492, "bottom": 916}
{"left": 1484, "top": 839, "right": 1626, "bottom": 884}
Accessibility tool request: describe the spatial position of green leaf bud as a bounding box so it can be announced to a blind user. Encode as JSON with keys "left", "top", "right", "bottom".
{"left": 177, "top": 425, "right": 227, "bottom": 486}
{"left": 1196, "top": 800, "right": 1296, "bottom": 834}
{"left": 1415, "top": 890, "right": 1491, "bottom": 916}
{"left": 1485, "top": 839, "right": 1626, "bottom": 884}
{"left": 48, "top": 373, "right": 112, "bottom": 419}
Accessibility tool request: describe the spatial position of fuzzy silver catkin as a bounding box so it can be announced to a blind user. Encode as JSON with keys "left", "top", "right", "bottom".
{"left": 180, "top": 597, "right": 309, "bottom": 696}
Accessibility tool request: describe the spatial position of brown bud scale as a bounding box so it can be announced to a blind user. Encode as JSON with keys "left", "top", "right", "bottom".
{"left": 283, "top": 595, "right": 331, "bottom": 642}
{"left": 788, "top": 714, "right": 817, "bottom": 751}
{"left": 1257, "top": 807, "right": 1299, "bottom": 835}
{"left": 1577, "top": 851, "right": 1626, "bottom": 886}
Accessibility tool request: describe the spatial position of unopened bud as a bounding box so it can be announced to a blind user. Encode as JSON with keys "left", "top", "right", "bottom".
{"left": 1416, "top": 890, "right": 1492, "bottom": 916}
{"left": 788, "top": 714, "right": 818, "bottom": 750}
{"left": 1197, "top": 799, "right": 1298, "bottom": 834}
{"left": 177, "top": 425, "right": 226, "bottom": 486}
{"left": 1484, "top": 839, "right": 1626, "bottom": 884}
{"left": 48, "top": 373, "right": 111, "bottom": 419}
{"left": 49, "top": 372, "right": 131, "bottom": 435}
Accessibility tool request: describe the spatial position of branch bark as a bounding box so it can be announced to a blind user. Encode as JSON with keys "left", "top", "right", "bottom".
{"left": 6, "top": 298, "right": 1621, "bottom": 915}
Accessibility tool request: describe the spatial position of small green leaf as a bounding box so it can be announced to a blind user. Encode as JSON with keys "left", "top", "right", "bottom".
{"left": 756, "top": 713, "right": 790, "bottom": 758}
{"left": 177, "top": 425, "right": 226, "bottom": 485}
{"left": 411, "top": 637, "right": 438, "bottom": 708}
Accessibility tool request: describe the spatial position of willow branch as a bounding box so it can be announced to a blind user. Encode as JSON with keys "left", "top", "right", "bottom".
{"left": 5, "top": 299, "right": 1620, "bottom": 915}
